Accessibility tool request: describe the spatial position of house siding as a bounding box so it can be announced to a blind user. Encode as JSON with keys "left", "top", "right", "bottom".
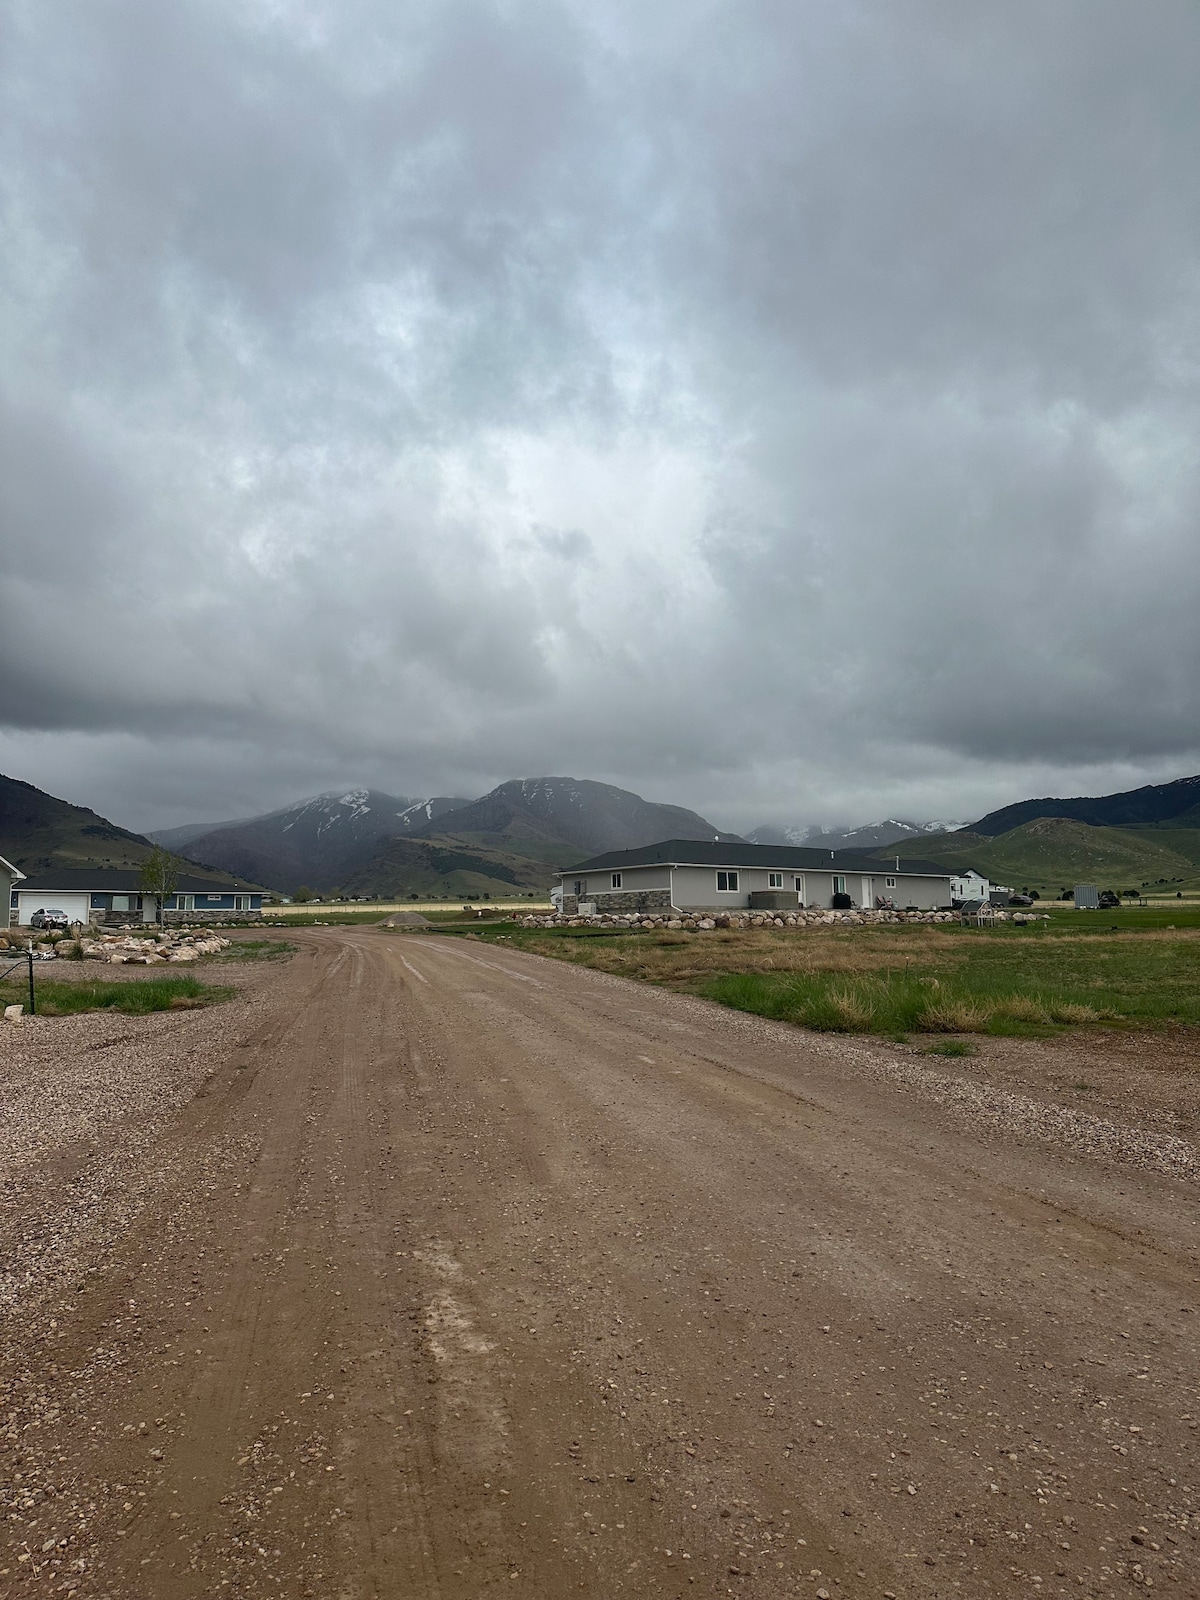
{"left": 560, "top": 861, "right": 952, "bottom": 913}
{"left": 10, "top": 880, "right": 263, "bottom": 927}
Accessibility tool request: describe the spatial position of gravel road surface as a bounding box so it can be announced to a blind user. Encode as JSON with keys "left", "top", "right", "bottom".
{"left": 1, "top": 929, "right": 1197, "bottom": 1598}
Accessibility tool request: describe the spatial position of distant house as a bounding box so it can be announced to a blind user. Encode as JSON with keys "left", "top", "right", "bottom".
{"left": 9, "top": 868, "right": 263, "bottom": 928}
{"left": 556, "top": 839, "right": 955, "bottom": 915}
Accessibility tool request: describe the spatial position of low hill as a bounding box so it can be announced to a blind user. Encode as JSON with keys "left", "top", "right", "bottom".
{"left": 340, "top": 837, "right": 551, "bottom": 899}
{"left": 1, "top": 771, "right": 158, "bottom": 875}
{"left": 972, "top": 773, "right": 1200, "bottom": 836}
{"left": 173, "top": 789, "right": 471, "bottom": 893}
{"left": 875, "top": 817, "right": 1200, "bottom": 893}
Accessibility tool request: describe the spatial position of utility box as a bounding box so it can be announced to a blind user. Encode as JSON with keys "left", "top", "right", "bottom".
{"left": 748, "top": 890, "right": 800, "bottom": 911}
{"left": 1074, "top": 884, "right": 1099, "bottom": 910}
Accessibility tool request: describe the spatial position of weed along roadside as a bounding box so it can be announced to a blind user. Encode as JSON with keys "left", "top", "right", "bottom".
{"left": 0, "top": 975, "right": 234, "bottom": 1017}
{"left": 447, "top": 907, "right": 1200, "bottom": 1039}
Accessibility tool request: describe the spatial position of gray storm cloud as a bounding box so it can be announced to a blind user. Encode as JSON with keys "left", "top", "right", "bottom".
{"left": 2, "top": 0, "right": 1198, "bottom": 831}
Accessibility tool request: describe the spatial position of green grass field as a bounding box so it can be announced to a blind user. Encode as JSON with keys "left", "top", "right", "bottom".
{"left": 464, "top": 909, "right": 1200, "bottom": 1037}
{"left": 0, "top": 975, "right": 234, "bottom": 1016}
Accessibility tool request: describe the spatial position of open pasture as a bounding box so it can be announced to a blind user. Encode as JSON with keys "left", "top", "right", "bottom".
{"left": 473, "top": 910, "right": 1200, "bottom": 1035}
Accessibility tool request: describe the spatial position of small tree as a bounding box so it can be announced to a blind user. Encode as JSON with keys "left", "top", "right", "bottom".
{"left": 294, "top": 885, "right": 315, "bottom": 903}
{"left": 139, "top": 845, "right": 180, "bottom": 928}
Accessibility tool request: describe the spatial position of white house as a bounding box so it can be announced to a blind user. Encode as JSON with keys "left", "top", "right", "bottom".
{"left": 1, "top": 854, "right": 24, "bottom": 925}
{"left": 557, "top": 839, "right": 956, "bottom": 915}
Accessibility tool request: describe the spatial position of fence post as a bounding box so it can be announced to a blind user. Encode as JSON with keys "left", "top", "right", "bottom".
{"left": 27, "top": 948, "right": 35, "bottom": 1015}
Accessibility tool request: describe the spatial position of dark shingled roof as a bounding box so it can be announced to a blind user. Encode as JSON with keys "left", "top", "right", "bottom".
{"left": 14, "top": 869, "right": 264, "bottom": 893}
{"left": 561, "top": 839, "right": 952, "bottom": 876}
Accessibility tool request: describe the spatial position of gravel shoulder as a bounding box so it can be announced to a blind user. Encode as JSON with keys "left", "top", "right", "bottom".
{"left": 1, "top": 929, "right": 1197, "bottom": 1598}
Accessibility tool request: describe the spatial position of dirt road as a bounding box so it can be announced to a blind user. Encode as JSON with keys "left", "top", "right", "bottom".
{"left": 2, "top": 929, "right": 1197, "bottom": 1598}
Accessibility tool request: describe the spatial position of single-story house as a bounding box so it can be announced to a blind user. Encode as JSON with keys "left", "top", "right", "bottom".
{"left": 557, "top": 839, "right": 956, "bottom": 915}
{"left": 9, "top": 868, "right": 264, "bottom": 928}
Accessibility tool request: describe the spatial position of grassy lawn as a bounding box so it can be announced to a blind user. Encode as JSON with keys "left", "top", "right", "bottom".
{"left": 0, "top": 975, "right": 235, "bottom": 1016}
{"left": 462, "top": 915, "right": 1200, "bottom": 1036}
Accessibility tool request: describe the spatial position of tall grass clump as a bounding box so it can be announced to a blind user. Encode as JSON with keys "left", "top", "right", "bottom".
{"left": 0, "top": 976, "right": 232, "bottom": 1016}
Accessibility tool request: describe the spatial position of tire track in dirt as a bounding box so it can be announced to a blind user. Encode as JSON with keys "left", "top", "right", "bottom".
{"left": 4, "top": 927, "right": 1198, "bottom": 1598}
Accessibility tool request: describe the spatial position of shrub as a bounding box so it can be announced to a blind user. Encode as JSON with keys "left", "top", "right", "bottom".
{"left": 919, "top": 1000, "right": 993, "bottom": 1032}
{"left": 1049, "top": 1002, "right": 1099, "bottom": 1024}
{"left": 994, "top": 996, "right": 1051, "bottom": 1025}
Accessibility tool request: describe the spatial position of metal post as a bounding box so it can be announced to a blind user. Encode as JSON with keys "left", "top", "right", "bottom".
{"left": 27, "top": 948, "right": 35, "bottom": 1015}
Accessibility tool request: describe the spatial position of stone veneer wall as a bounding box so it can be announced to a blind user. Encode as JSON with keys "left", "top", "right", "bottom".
{"left": 91, "top": 908, "right": 263, "bottom": 927}
{"left": 589, "top": 888, "right": 674, "bottom": 914}
{"left": 161, "top": 909, "right": 263, "bottom": 925}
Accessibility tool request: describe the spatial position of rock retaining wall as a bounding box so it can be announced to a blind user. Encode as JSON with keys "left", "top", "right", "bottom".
{"left": 7, "top": 930, "right": 236, "bottom": 963}
{"left": 515, "top": 907, "right": 1023, "bottom": 932}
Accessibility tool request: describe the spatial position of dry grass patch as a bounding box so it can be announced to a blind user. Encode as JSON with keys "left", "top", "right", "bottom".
{"left": 528, "top": 927, "right": 960, "bottom": 987}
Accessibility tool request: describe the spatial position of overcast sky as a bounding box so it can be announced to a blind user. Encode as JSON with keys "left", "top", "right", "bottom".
{"left": 3, "top": 1, "right": 1199, "bottom": 835}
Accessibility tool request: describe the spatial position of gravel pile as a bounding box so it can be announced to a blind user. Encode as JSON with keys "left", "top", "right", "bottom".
{"left": 0, "top": 980, "right": 262, "bottom": 1315}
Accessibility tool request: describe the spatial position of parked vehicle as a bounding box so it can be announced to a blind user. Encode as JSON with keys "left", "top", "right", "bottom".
{"left": 1097, "top": 890, "right": 1121, "bottom": 909}
{"left": 30, "top": 908, "right": 70, "bottom": 929}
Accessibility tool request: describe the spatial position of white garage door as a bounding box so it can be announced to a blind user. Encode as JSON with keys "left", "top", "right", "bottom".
{"left": 16, "top": 892, "right": 91, "bottom": 926}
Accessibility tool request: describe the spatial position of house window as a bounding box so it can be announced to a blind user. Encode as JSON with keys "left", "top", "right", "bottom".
{"left": 611, "top": 873, "right": 622, "bottom": 889}
{"left": 112, "top": 895, "right": 139, "bottom": 912}
{"left": 832, "top": 875, "right": 847, "bottom": 895}
{"left": 768, "top": 872, "right": 783, "bottom": 889}
{"left": 573, "top": 880, "right": 584, "bottom": 896}
{"left": 886, "top": 877, "right": 896, "bottom": 889}
{"left": 716, "top": 870, "right": 739, "bottom": 892}
{"left": 207, "top": 894, "right": 222, "bottom": 902}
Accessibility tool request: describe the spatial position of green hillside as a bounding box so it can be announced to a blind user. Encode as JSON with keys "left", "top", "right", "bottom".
{"left": 877, "top": 818, "right": 1200, "bottom": 895}
{"left": 340, "top": 835, "right": 553, "bottom": 899}
{"left": 427, "top": 827, "right": 579, "bottom": 869}
{"left": 1, "top": 771, "right": 158, "bottom": 874}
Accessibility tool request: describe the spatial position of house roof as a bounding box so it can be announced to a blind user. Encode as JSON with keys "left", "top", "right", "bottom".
{"left": 0, "top": 854, "right": 25, "bottom": 882}
{"left": 561, "top": 839, "right": 953, "bottom": 877}
{"left": 14, "top": 869, "right": 263, "bottom": 894}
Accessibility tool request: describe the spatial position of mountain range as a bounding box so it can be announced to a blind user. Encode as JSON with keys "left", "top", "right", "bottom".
{"left": 151, "top": 789, "right": 471, "bottom": 894}
{"left": 970, "top": 773, "right": 1200, "bottom": 836}
{"left": 873, "top": 774, "right": 1200, "bottom": 893}
{"left": 746, "top": 818, "right": 967, "bottom": 852}
{"left": 154, "top": 777, "right": 740, "bottom": 896}
{"left": 6, "top": 767, "right": 1200, "bottom": 901}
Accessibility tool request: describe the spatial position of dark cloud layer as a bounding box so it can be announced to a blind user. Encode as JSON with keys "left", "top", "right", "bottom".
{"left": 2, "top": 1, "right": 1198, "bottom": 831}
